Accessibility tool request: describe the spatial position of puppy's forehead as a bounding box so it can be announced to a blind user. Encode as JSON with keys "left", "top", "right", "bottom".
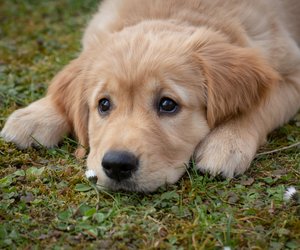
{"left": 87, "top": 32, "right": 207, "bottom": 106}
{"left": 95, "top": 76, "right": 159, "bottom": 95}
{"left": 89, "top": 77, "right": 157, "bottom": 107}
{"left": 96, "top": 33, "right": 195, "bottom": 82}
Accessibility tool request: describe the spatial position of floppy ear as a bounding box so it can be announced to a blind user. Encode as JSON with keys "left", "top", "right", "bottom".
{"left": 47, "top": 57, "right": 89, "bottom": 156}
{"left": 193, "top": 42, "right": 280, "bottom": 127}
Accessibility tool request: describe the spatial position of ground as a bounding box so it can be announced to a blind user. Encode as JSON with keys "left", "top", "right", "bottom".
{"left": 0, "top": 1, "right": 299, "bottom": 249}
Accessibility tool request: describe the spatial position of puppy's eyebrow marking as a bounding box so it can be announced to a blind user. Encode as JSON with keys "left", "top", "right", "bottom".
{"left": 164, "top": 79, "right": 190, "bottom": 104}
{"left": 90, "top": 80, "right": 106, "bottom": 107}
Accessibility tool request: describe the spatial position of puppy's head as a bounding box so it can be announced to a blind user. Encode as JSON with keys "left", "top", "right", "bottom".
{"left": 52, "top": 23, "right": 279, "bottom": 192}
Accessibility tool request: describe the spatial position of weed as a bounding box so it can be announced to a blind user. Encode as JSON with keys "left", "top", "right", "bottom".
{"left": 0, "top": 1, "right": 299, "bottom": 249}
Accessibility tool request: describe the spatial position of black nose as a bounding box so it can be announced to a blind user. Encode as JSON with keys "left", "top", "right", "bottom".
{"left": 102, "top": 151, "right": 138, "bottom": 181}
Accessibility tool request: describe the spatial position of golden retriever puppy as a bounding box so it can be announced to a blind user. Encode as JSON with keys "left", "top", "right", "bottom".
{"left": 1, "top": 0, "right": 300, "bottom": 192}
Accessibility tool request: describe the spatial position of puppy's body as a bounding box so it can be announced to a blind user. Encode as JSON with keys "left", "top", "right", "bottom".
{"left": 84, "top": 0, "right": 300, "bottom": 68}
{"left": 1, "top": 0, "right": 300, "bottom": 191}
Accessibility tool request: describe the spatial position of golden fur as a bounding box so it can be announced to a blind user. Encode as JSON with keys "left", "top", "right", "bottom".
{"left": 1, "top": 0, "right": 300, "bottom": 191}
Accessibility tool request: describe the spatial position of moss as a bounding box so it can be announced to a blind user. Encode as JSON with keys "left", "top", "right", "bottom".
{"left": 0, "top": 0, "right": 299, "bottom": 249}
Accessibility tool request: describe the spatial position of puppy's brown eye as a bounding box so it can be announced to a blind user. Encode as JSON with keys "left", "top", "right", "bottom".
{"left": 98, "top": 98, "right": 111, "bottom": 115}
{"left": 159, "top": 97, "right": 178, "bottom": 114}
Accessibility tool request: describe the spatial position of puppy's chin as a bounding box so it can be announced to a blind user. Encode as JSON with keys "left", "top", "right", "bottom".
{"left": 101, "top": 179, "right": 141, "bottom": 192}
{"left": 97, "top": 179, "right": 154, "bottom": 193}
{"left": 99, "top": 179, "right": 170, "bottom": 193}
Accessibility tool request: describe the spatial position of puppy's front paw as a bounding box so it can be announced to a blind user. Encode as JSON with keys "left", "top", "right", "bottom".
{"left": 1, "top": 97, "right": 69, "bottom": 148}
{"left": 1, "top": 108, "right": 38, "bottom": 148}
{"left": 194, "top": 127, "right": 258, "bottom": 178}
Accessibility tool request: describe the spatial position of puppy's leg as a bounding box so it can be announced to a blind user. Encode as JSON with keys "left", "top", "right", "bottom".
{"left": 195, "top": 69, "right": 300, "bottom": 177}
{"left": 1, "top": 95, "right": 70, "bottom": 148}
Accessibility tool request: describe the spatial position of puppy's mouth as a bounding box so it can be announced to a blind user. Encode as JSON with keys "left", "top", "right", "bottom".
{"left": 104, "top": 177, "right": 141, "bottom": 192}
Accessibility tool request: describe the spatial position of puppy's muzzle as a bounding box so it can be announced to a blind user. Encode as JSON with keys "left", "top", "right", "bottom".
{"left": 102, "top": 151, "right": 139, "bottom": 181}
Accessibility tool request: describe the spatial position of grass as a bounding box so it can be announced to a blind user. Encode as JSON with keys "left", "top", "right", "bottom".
{"left": 0, "top": 0, "right": 299, "bottom": 249}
